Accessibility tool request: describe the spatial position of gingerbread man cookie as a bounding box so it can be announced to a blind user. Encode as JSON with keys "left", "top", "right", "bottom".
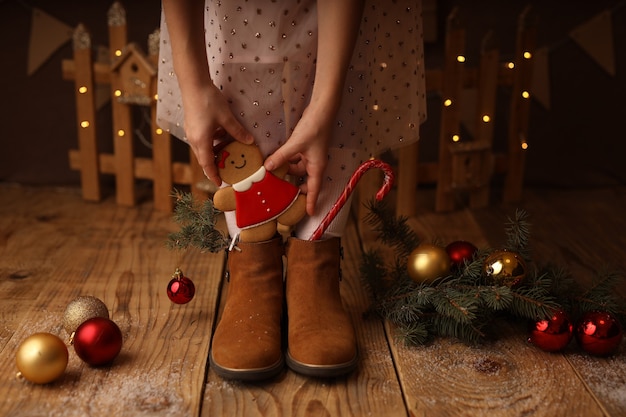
{"left": 213, "top": 141, "right": 307, "bottom": 242}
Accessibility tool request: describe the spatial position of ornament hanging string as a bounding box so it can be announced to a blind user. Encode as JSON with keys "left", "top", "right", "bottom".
{"left": 309, "top": 159, "right": 395, "bottom": 241}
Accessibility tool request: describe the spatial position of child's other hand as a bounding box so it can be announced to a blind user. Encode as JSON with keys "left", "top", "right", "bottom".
{"left": 182, "top": 84, "right": 254, "bottom": 186}
{"left": 263, "top": 103, "right": 334, "bottom": 217}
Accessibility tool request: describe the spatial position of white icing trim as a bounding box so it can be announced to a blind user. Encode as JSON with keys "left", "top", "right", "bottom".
{"left": 232, "top": 166, "right": 266, "bottom": 192}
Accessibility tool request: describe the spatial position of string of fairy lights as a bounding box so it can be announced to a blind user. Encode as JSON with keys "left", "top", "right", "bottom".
{"left": 442, "top": 51, "right": 533, "bottom": 151}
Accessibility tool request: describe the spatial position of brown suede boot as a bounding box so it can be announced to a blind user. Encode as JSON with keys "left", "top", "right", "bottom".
{"left": 285, "top": 237, "right": 358, "bottom": 377}
{"left": 209, "top": 236, "right": 284, "bottom": 381}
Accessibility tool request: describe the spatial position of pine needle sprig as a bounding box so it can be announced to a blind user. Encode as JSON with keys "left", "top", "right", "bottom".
{"left": 379, "top": 296, "right": 423, "bottom": 328}
{"left": 504, "top": 209, "right": 532, "bottom": 259}
{"left": 463, "top": 249, "right": 492, "bottom": 285}
{"left": 509, "top": 282, "right": 560, "bottom": 320}
{"left": 376, "top": 276, "right": 424, "bottom": 324}
{"left": 166, "top": 189, "right": 229, "bottom": 253}
{"left": 525, "top": 267, "right": 555, "bottom": 293}
{"left": 479, "top": 285, "right": 514, "bottom": 311}
{"left": 364, "top": 199, "right": 420, "bottom": 259}
{"left": 396, "top": 320, "right": 431, "bottom": 346}
{"left": 413, "top": 284, "right": 437, "bottom": 307}
{"left": 575, "top": 270, "right": 625, "bottom": 318}
{"left": 432, "top": 287, "right": 479, "bottom": 325}
{"left": 545, "top": 265, "right": 576, "bottom": 301}
{"left": 431, "top": 313, "right": 485, "bottom": 344}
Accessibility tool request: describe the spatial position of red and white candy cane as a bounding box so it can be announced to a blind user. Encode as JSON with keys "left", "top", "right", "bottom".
{"left": 309, "top": 159, "right": 395, "bottom": 241}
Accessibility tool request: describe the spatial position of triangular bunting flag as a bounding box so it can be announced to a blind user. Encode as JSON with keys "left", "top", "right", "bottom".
{"left": 531, "top": 47, "right": 550, "bottom": 110}
{"left": 569, "top": 10, "right": 615, "bottom": 76}
{"left": 27, "top": 8, "right": 74, "bottom": 76}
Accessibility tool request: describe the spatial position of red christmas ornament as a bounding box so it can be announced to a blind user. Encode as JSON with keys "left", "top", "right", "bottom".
{"left": 167, "top": 268, "right": 195, "bottom": 304}
{"left": 73, "top": 317, "right": 123, "bottom": 366}
{"left": 528, "top": 309, "right": 573, "bottom": 352}
{"left": 575, "top": 311, "right": 623, "bottom": 356}
{"left": 445, "top": 241, "right": 478, "bottom": 267}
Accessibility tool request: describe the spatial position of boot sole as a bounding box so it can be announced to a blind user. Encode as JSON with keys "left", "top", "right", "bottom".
{"left": 286, "top": 350, "right": 358, "bottom": 378}
{"left": 209, "top": 352, "right": 284, "bottom": 381}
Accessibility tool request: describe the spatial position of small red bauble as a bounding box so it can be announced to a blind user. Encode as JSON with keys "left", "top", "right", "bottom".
{"left": 73, "top": 317, "right": 123, "bottom": 366}
{"left": 167, "top": 268, "right": 195, "bottom": 304}
{"left": 575, "top": 311, "right": 623, "bottom": 356}
{"left": 528, "top": 309, "right": 573, "bottom": 352}
{"left": 445, "top": 241, "right": 478, "bottom": 267}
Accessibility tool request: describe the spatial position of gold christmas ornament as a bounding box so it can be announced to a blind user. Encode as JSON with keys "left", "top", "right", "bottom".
{"left": 63, "top": 296, "right": 109, "bottom": 335}
{"left": 407, "top": 243, "right": 451, "bottom": 284}
{"left": 484, "top": 249, "right": 527, "bottom": 287}
{"left": 16, "top": 333, "right": 69, "bottom": 384}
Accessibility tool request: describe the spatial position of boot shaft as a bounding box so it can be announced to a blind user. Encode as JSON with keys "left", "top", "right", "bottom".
{"left": 211, "top": 236, "right": 286, "bottom": 380}
{"left": 284, "top": 237, "right": 358, "bottom": 376}
{"left": 285, "top": 237, "right": 342, "bottom": 283}
{"left": 227, "top": 236, "right": 285, "bottom": 289}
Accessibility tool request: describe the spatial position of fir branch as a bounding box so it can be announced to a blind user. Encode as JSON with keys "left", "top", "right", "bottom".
{"left": 359, "top": 203, "right": 625, "bottom": 349}
{"left": 363, "top": 199, "right": 420, "bottom": 259}
{"left": 432, "top": 313, "right": 485, "bottom": 344}
{"left": 377, "top": 280, "right": 437, "bottom": 314}
{"left": 580, "top": 269, "right": 622, "bottom": 299}
{"left": 166, "top": 189, "right": 229, "bottom": 253}
{"left": 478, "top": 285, "right": 514, "bottom": 311}
{"left": 432, "top": 287, "right": 479, "bottom": 324}
{"left": 377, "top": 279, "right": 425, "bottom": 325}
{"left": 504, "top": 209, "right": 532, "bottom": 259}
{"left": 545, "top": 265, "right": 576, "bottom": 299}
{"left": 526, "top": 268, "right": 556, "bottom": 293}
{"left": 395, "top": 320, "right": 431, "bottom": 346}
{"left": 413, "top": 284, "right": 437, "bottom": 307}
{"left": 576, "top": 270, "right": 626, "bottom": 317}
{"left": 462, "top": 249, "right": 492, "bottom": 285}
{"left": 509, "top": 283, "right": 560, "bottom": 320}
{"left": 381, "top": 298, "right": 424, "bottom": 327}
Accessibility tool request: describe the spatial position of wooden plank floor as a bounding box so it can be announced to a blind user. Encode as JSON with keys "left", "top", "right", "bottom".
{"left": 1, "top": 182, "right": 625, "bottom": 416}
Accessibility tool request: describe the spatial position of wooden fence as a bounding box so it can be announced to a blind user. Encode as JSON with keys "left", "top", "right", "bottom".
{"left": 395, "top": 6, "right": 537, "bottom": 215}
{"left": 63, "top": 2, "right": 206, "bottom": 213}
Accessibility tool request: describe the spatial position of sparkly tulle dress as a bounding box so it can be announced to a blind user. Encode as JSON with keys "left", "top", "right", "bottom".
{"left": 157, "top": 0, "right": 426, "bottom": 239}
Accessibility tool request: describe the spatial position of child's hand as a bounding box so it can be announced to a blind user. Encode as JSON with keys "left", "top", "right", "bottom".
{"left": 182, "top": 84, "right": 254, "bottom": 186}
{"left": 263, "top": 103, "right": 334, "bottom": 216}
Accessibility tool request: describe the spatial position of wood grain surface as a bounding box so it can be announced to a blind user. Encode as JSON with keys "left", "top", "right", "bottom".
{"left": 0, "top": 183, "right": 624, "bottom": 416}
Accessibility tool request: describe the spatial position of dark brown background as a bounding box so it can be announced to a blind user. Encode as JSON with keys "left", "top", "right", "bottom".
{"left": 1, "top": 1, "right": 625, "bottom": 192}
